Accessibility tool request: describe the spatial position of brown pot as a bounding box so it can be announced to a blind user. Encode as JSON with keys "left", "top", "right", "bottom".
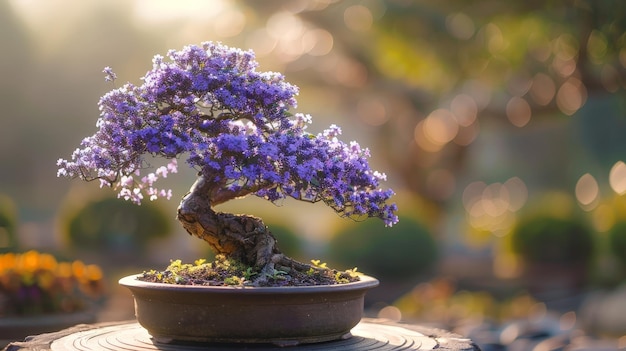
{"left": 119, "top": 274, "right": 378, "bottom": 346}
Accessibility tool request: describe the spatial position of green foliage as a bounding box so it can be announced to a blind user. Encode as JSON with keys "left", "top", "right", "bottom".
{"left": 63, "top": 197, "right": 171, "bottom": 252}
{"left": 0, "top": 194, "right": 18, "bottom": 253}
{"left": 510, "top": 214, "right": 595, "bottom": 264}
{"left": 608, "top": 220, "right": 626, "bottom": 267}
{"left": 326, "top": 216, "right": 438, "bottom": 280}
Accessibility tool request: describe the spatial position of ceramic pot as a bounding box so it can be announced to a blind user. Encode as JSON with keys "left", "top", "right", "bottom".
{"left": 119, "top": 274, "right": 378, "bottom": 346}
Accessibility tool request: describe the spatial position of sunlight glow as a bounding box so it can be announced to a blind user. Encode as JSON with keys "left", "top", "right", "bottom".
{"left": 446, "top": 13, "right": 475, "bottom": 40}
{"left": 529, "top": 73, "right": 556, "bottom": 106}
{"left": 213, "top": 9, "right": 246, "bottom": 37}
{"left": 484, "top": 23, "right": 506, "bottom": 54}
{"left": 453, "top": 122, "right": 480, "bottom": 146}
{"left": 415, "top": 121, "right": 444, "bottom": 152}
{"left": 245, "top": 29, "right": 278, "bottom": 57}
{"left": 600, "top": 64, "right": 620, "bottom": 93}
{"left": 450, "top": 94, "right": 478, "bottom": 127}
{"left": 264, "top": 11, "right": 335, "bottom": 63}
{"left": 552, "top": 56, "right": 577, "bottom": 77}
{"left": 554, "top": 33, "right": 579, "bottom": 61}
{"left": 357, "top": 97, "right": 388, "bottom": 126}
{"left": 344, "top": 5, "right": 373, "bottom": 32}
{"left": 575, "top": 173, "right": 599, "bottom": 209}
{"left": 463, "top": 178, "right": 528, "bottom": 236}
{"left": 7, "top": 0, "right": 95, "bottom": 57}
{"left": 556, "top": 77, "right": 587, "bottom": 116}
{"left": 302, "top": 29, "right": 334, "bottom": 56}
{"left": 377, "top": 305, "right": 402, "bottom": 322}
{"left": 133, "top": 0, "right": 226, "bottom": 23}
{"left": 267, "top": 11, "right": 303, "bottom": 41}
{"left": 417, "top": 98, "right": 482, "bottom": 151}
{"left": 423, "top": 109, "right": 459, "bottom": 146}
{"left": 506, "top": 97, "right": 531, "bottom": 127}
{"left": 610, "top": 161, "right": 626, "bottom": 194}
{"left": 587, "top": 30, "right": 608, "bottom": 64}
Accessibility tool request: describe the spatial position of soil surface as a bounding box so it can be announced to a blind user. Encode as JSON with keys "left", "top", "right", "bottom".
{"left": 138, "top": 255, "right": 360, "bottom": 287}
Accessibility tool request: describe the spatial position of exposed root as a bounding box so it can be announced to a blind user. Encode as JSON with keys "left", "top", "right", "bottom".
{"left": 176, "top": 175, "right": 326, "bottom": 285}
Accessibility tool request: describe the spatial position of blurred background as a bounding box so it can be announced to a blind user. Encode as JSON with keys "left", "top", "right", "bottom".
{"left": 1, "top": 0, "right": 626, "bottom": 349}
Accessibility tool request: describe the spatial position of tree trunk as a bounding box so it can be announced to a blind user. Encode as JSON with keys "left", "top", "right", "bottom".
{"left": 176, "top": 175, "right": 312, "bottom": 283}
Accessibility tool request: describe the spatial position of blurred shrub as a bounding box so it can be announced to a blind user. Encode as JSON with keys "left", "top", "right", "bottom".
{"left": 0, "top": 195, "right": 18, "bottom": 253}
{"left": 608, "top": 220, "right": 626, "bottom": 267}
{"left": 326, "top": 216, "right": 437, "bottom": 280}
{"left": 268, "top": 223, "right": 305, "bottom": 261}
{"left": 394, "top": 277, "right": 540, "bottom": 327}
{"left": 510, "top": 214, "right": 594, "bottom": 265}
{"left": 63, "top": 197, "right": 171, "bottom": 253}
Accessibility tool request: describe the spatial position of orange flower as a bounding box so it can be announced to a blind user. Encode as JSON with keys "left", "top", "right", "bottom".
{"left": 0, "top": 251, "right": 105, "bottom": 316}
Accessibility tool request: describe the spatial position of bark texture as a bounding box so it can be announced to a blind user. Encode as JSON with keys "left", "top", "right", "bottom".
{"left": 176, "top": 175, "right": 312, "bottom": 283}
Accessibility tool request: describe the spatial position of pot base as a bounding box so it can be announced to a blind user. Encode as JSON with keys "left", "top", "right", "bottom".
{"left": 151, "top": 330, "right": 353, "bottom": 347}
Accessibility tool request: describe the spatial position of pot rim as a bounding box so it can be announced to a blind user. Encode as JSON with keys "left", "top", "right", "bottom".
{"left": 119, "top": 273, "right": 378, "bottom": 294}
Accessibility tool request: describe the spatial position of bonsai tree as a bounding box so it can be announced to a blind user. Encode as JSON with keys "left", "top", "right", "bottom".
{"left": 57, "top": 42, "right": 398, "bottom": 285}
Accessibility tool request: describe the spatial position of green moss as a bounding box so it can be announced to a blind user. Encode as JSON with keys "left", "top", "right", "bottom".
{"left": 140, "top": 255, "right": 359, "bottom": 287}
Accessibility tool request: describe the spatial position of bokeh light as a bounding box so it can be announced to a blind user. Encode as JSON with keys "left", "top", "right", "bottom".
{"left": 529, "top": 72, "right": 556, "bottom": 106}
{"left": 344, "top": 5, "right": 373, "bottom": 32}
{"left": 445, "top": 12, "right": 475, "bottom": 40}
{"left": 556, "top": 77, "right": 587, "bottom": 116}
{"left": 463, "top": 178, "right": 528, "bottom": 236}
{"left": 609, "top": 161, "right": 626, "bottom": 195}
{"left": 506, "top": 96, "right": 531, "bottom": 127}
{"left": 575, "top": 173, "right": 599, "bottom": 210}
{"left": 450, "top": 94, "right": 478, "bottom": 127}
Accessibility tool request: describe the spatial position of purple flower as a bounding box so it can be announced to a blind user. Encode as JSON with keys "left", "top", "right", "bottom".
{"left": 58, "top": 42, "right": 398, "bottom": 226}
{"left": 102, "top": 66, "right": 117, "bottom": 82}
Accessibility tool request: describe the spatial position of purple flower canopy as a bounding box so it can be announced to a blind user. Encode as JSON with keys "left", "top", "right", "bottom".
{"left": 57, "top": 42, "right": 398, "bottom": 226}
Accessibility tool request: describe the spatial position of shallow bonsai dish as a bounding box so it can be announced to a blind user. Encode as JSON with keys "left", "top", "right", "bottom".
{"left": 119, "top": 274, "right": 379, "bottom": 346}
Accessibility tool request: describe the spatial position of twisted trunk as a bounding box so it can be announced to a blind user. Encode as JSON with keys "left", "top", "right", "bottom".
{"left": 176, "top": 175, "right": 313, "bottom": 283}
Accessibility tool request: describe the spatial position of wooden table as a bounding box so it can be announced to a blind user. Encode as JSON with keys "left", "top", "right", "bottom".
{"left": 3, "top": 318, "right": 480, "bottom": 351}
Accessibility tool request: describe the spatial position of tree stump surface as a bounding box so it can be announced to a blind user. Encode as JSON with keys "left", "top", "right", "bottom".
{"left": 3, "top": 318, "right": 480, "bottom": 351}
